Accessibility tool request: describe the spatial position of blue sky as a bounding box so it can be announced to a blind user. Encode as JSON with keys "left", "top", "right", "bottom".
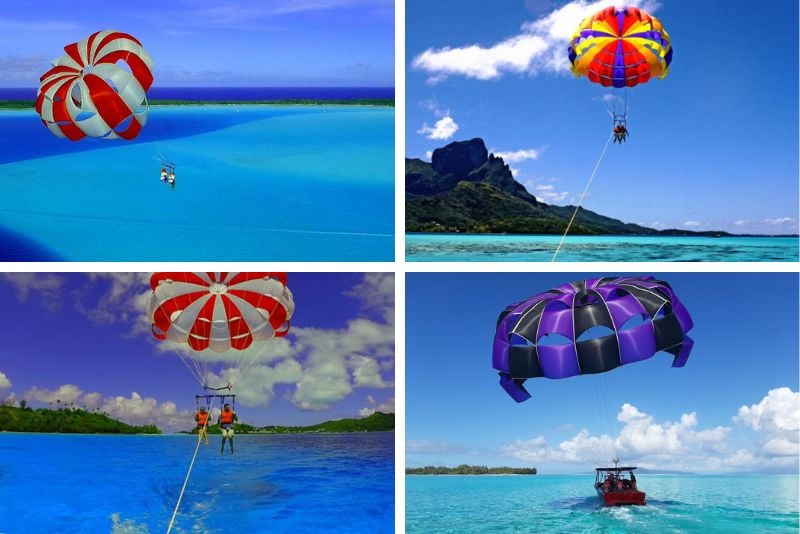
{"left": 406, "top": 0, "right": 799, "bottom": 235}
{"left": 406, "top": 272, "right": 799, "bottom": 474}
{"left": 0, "top": 273, "right": 394, "bottom": 432}
{"left": 0, "top": 0, "right": 394, "bottom": 87}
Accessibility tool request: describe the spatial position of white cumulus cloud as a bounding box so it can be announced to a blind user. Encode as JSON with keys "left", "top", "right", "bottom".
{"left": 734, "top": 388, "right": 799, "bottom": 461}
{"left": 763, "top": 217, "right": 795, "bottom": 225}
{"left": 493, "top": 148, "right": 541, "bottom": 164}
{"left": 412, "top": 0, "right": 658, "bottom": 83}
{"left": 418, "top": 116, "right": 459, "bottom": 141}
{"left": 0, "top": 273, "right": 65, "bottom": 309}
{"left": 359, "top": 395, "right": 395, "bottom": 416}
{"left": 503, "top": 403, "right": 733, "bottom": 471}
{"left": 23, "top": 384, "right": 86, "bottom": 406}
{"left": 0, "top": 371, "right": 11, "bottom": 391}
{"left": 21, "top": 383, "right": 194, "bottom": 432}
{"left": 534, "top": 183, "right": 569, "bottom": 203}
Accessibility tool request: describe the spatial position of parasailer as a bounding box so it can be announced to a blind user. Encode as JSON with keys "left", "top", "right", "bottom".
{"left": 568, "top": 6, "right": 673, "bottom": 141}
{"left": 218, "top": 403, "right": 239, "bottom": 454}
{"left": 160, "top": 160, "right": 177, "bottom": 188}
{"left": 36, "top": 30, "right": 154, "bottom": 141}
{"left": 195, "top": 406, "right": 210, "bottom": 446}
{"left": 613, "top": 123, "right": 628, "bottom": 143}
{"left": 553, "top": 8, "right": 674, "bottom": 260}
{"left": 492, "top": 276, "right": 693, "bottom": 402}
{"left": 156, "top": 274, "right": 294, "bottom": 532}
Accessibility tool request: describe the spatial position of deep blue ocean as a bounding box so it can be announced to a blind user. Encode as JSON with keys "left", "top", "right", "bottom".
{"left": 0, "top": 86, "right": 394, "bottom": 101}
{"left": 0, "top": 432, "right": 394, "bottom": 533}
{"left": 406, "top": 474, "right": 799, "bottom": 533}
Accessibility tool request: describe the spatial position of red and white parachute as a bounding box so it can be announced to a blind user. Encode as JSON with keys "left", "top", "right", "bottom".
{"left": 149, "top": 273, "right": 295, "bottom": 388}
{"left": 36, "top": 30, "right": 154, "bottom": 141}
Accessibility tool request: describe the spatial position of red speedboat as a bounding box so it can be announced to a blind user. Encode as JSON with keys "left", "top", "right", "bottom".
{"left": 594, "top": 465, "right": 646, "bottom": 506}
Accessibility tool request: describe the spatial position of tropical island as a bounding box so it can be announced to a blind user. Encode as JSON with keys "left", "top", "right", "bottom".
{"left": 0, "top": 404, "right": 160, "bottom": 434}
{"left": 0, "top": 98, "right": 394, "bottom": 110}
{"left": 406, "top": 464, "right": 537, "bottom": 475}
{"left": 192, "top": 411, "right": 395, "bottom": 435}
{"left": 0, "top": 403, "right": 393, "bottom": 435}
{"left": 406, "top": 138, "right": 797, "bottom": 238}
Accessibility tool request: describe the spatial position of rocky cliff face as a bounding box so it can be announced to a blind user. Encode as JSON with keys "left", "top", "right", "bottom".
{"left": 406, "top": 137, "right": 659, "bottom": 235}
{"left": 408, "top": 138, "right": 537, "bottom": 204}
{"left": 431, "top": 138, "right": 488, "bottom": 178}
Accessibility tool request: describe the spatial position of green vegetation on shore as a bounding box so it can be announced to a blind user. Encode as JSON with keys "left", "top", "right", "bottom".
{"left": 406, "top": 464, "right": 537, "bottom": 475}
{"left": 189, "top": 411, "right": 394, "bottom": 435}
{"left": 0, "top": 98, "right": 394, "bottom": 110}
{"left": 408, "top": 138, "right": 799, "bottom": 237}
{"left": 0, "top": 405, "right": 160, "bottom": 434}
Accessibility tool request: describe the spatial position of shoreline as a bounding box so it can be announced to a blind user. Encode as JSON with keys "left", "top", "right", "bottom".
{"left": 1, "top": 429, "right": 394, "bottom": 436}
{"left": 406, "top": 232, "right": 800, "bottom": 239}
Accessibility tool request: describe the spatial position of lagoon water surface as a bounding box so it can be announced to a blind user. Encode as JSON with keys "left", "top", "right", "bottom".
{"left": 0, "top": 106, "right": 393, "bottom": 261}
{"left": 406, "top": 234, "right": 799, "bottom": 262}
{"left": 0, "top": 432, "right": 393, "bottom": 533}
{"left": 406, "top": 474, "right": 799, "bottom": 533}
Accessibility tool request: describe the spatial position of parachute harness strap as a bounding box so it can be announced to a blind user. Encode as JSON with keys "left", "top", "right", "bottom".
{"left": 166, "top": 394, "right": 219, "bottom": 534}
{"left": 551, "top": 130, "right": 615, "bottom": 262}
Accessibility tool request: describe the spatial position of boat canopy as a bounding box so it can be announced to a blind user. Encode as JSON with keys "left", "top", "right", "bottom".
{"left": 595, "top": 467, "right": 637, "bottom": 472}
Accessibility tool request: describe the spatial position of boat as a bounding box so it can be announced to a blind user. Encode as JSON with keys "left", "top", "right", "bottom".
{"left": 594, "top": 462, "right": 646, "bottom": 506}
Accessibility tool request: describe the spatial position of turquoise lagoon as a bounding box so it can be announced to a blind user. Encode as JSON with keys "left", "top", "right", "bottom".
{"left": 0, "top": 106, "right": 394, "bottom": 261}
{"left": 406, "top": 474, "right": 799, "bottom": 533}
{"left": 406, "top": 234, "right": 799, "bottom": 262}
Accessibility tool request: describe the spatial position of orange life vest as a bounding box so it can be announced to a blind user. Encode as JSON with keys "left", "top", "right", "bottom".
{"left": 220, "top": 410, "right": 235, "bottom": 424}
{"left": 196, "top": 411, "right": 209, "bottom": 427}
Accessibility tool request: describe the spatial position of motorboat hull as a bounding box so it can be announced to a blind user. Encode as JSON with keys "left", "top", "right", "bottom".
{"left": 596, "top": 487, "right": 646, "bottom": 506}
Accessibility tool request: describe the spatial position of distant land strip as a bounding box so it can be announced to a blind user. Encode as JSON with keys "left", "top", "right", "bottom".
{"left": 0, "top": 99, "right": 394, "bottom": 110}
{"left": 406, "top": 465, "right": 537, "bottom": 475}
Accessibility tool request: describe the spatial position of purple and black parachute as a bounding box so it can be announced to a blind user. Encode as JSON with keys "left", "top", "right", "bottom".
{"left": 492, "top": 276, "right": 693, "bottom": 402}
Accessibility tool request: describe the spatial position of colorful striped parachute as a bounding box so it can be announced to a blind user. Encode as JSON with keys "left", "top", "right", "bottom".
{"left": 568, "top": 6, "right": 672, "bottom": 88}
{"left": 493, "top": 276, "right": 693, "bottom": 402}
{"left": 36, "top": 30, "right": 154, "bottom": 141}
{"left": 150, "top": 273, "right": 294, "bottom": 353}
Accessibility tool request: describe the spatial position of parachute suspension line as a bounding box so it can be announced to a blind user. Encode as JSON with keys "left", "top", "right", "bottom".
{"left": 169, "top": 344, "right": 213, "bottom": 390}
{"left": 569, "top": 378, "right": 604, "bottom": 466}
{"left": 166, "top": 395, "right": 219, "bottom": 534}
{"left": 174, "top": 348, "right": 206, "bottom": 387}
{"left": 233, "top": 342, "right": 273, "bottom": 389}
{"left": 589, "top": 378, "right": 607, "bottom": 463}
{"left": 620, "top": 87, "right": 630, "bottom": 132}
{"left": 615, "top": 367, "right": 623, "bottom": 462}
{"left": 596, "top": 376, "right": 619, "bottom": 464}
{"left": 551, "top": 131, "right": 615, "bottom": 261}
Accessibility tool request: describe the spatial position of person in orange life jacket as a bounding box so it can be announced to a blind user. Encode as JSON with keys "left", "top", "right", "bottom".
{"left": 195, "top": 406, "right": 210, "bottom": 445}
{"left": 218, "top": 403, "right": 238, "bottom": 454}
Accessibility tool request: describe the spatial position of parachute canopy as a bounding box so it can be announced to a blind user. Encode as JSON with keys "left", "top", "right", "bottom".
{"left": 150, "top": 272, "right": 294, "bottom": 353}
{"left": 36, "top": 30, "right": 154, "bottom": 141}
{"left": 568, "top": 6, "right": 672, "bottom": 88}
{"left": 493, "top": 276, "right": 693, "bottom": 402}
